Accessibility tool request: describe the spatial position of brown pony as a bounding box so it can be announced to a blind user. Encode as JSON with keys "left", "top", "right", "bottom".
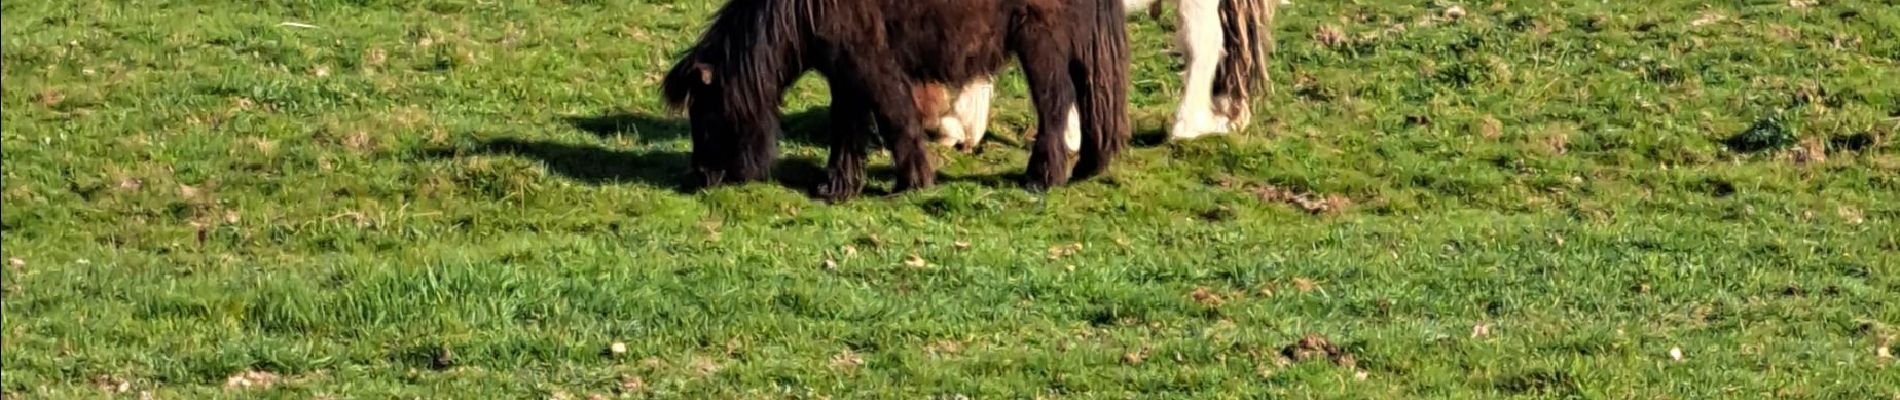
{"left": 662, "top": 0, "right": 1130, "bottom": 201}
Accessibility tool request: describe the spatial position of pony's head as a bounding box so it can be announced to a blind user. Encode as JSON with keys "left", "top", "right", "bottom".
{"left": 659, "top": 0, "right": 815, "bottom": 187}
{"left": 662, "top": 55, "right": 780, "bottom": 187}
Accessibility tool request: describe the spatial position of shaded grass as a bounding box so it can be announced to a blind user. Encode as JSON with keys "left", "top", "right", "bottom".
{"left": 3, "top": 0, "right": 1898, "bottom": 398}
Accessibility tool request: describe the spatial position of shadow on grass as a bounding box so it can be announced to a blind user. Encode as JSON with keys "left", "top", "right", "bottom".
{"left": 422, "top": 107, "right": 863, "bottom": 197}
{"left": 427, "top": 107, "right": 1040, "bottom": 199}
{"left": 458, "top": 138, "right": 692, "bottom": 188}
{"left": 563, "top": 108, "right": 835, "bottom": 147}
{"left": 430, "top": 137, "right": 863, "bottom": 195}
{"left": 562, "top": 112, "right": 688, "bottom": 143}
{"left": 1000, "top": 124, "right": 1171, "bottom": 149}
{"left": 1131, "top": 128, "right": 1171, "bottom": 148}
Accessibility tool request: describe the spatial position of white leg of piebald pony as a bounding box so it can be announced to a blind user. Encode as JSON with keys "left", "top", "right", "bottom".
{"left": 933, "top": 113, "right": 966, "bottom": 147}
{"left": 951, "top": 77, "right": 994, "bottom": 151}
{"left": 918, "top": 83, "right": 964, "bottom": 147}
{"left": 1063, "top": 104, "right": 1082, "bottom": 153}
{"left": 1169, "top": 0, "right": 1232, "bottom": 140}
{"left": 1123, "top": 0, "right": 1162, "bottom": 12}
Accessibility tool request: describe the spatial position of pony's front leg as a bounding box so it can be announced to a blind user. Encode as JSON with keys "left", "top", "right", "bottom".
{"left": 858, "top": 76, "right": 938, "bottom": 193}
{"left": 818, "top": 88, "right": 873, "bottom": 202}
{"left": 1169, "top": 0, "right": 1232, "bottom": 140}
{"left": 871, "top": 103, "right": 937, "bottom": 193}
{"left": 1016, "top": 45, "right": 1079, "bottom": 191}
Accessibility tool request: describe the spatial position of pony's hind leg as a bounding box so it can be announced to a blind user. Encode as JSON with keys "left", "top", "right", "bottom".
{"left": 1168, "top": 0, "right": 1232, "bottom": 140}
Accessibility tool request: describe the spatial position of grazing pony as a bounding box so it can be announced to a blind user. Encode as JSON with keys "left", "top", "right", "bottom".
{"left": 918, "top": 0, "right": 1278, "bottom": 151}
{"left": 662, "top": 0, "right": 1131, "bottom": 201}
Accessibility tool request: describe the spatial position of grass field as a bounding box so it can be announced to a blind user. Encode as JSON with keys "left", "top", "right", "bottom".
{"left": 4, "top": 0, "right": 1899, "bottom": 398}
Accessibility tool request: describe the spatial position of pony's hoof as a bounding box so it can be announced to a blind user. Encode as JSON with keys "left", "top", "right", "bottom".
{"left": 692, "top": 170, "right": 729, "bottom": 191}
{"left": 931, "top": 116, "right": 967, "bottom": 147}
{"left": 953, "top": 131, "right": 989, "bottom": 153}
{"left": 1021, "top": 171, "right": 1067, "bottom": 193}
{"left": 1071, "top": 159, "right": 1108, "bottom": 181}
{"left": 815, "top": 182, "right": 863, "bottom": 203}
{"left": 890, "top": 180, "right": 935, "bottom": 195}
{"left": 1168, "top": 115, "right": 1235, "bottom": 141}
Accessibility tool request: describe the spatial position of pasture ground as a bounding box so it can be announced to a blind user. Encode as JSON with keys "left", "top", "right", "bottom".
{"left": 4, "top": 0, "right": 1898, "bottom": 398}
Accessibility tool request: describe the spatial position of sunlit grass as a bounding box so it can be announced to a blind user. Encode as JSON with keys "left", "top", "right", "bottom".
{"left": 3, "top": 0, "right": 1896, "bottom": 397}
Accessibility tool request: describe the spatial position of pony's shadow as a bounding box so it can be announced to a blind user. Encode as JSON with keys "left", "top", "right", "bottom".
{"left": 433, "top": 108, "right": 843, "bottom": 193}
{"left": 562, "top": 112, "right": 690, "bottom": 143}
{"left": 438, "top": 108, "right": 1064, "bottom": 198}
{"left": 563, "top": 108, "right": 834, "bottom": 147}
{"left": 437, "top": 137, "right": 848, "bottom": 193}
{"left": 1131, "top": 128, "right": 1171, "bottom": 147}
{"left": 426, "top": 138, "right": 689, "bottom": 189}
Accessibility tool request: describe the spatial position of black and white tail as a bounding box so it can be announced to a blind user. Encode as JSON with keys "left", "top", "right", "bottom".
{"left": 1212, "top": 0, "right": 1277, "bottom": 130}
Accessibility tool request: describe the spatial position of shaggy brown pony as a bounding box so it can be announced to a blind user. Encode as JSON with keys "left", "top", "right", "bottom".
{"left": 661, "top": 0, "right": 1130, "bottom": 201}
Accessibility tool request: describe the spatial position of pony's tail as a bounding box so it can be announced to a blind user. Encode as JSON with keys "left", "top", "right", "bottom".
{"left": 1071, "top": 0, "right": 1131, "bottom": 180}
{"left": 1212, "top": 0, "right": 1277, "bottom": 131}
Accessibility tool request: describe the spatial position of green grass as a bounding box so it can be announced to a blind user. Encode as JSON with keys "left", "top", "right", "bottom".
{"left": 4, "top": 0, "right": 1899, "bottom": 398}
